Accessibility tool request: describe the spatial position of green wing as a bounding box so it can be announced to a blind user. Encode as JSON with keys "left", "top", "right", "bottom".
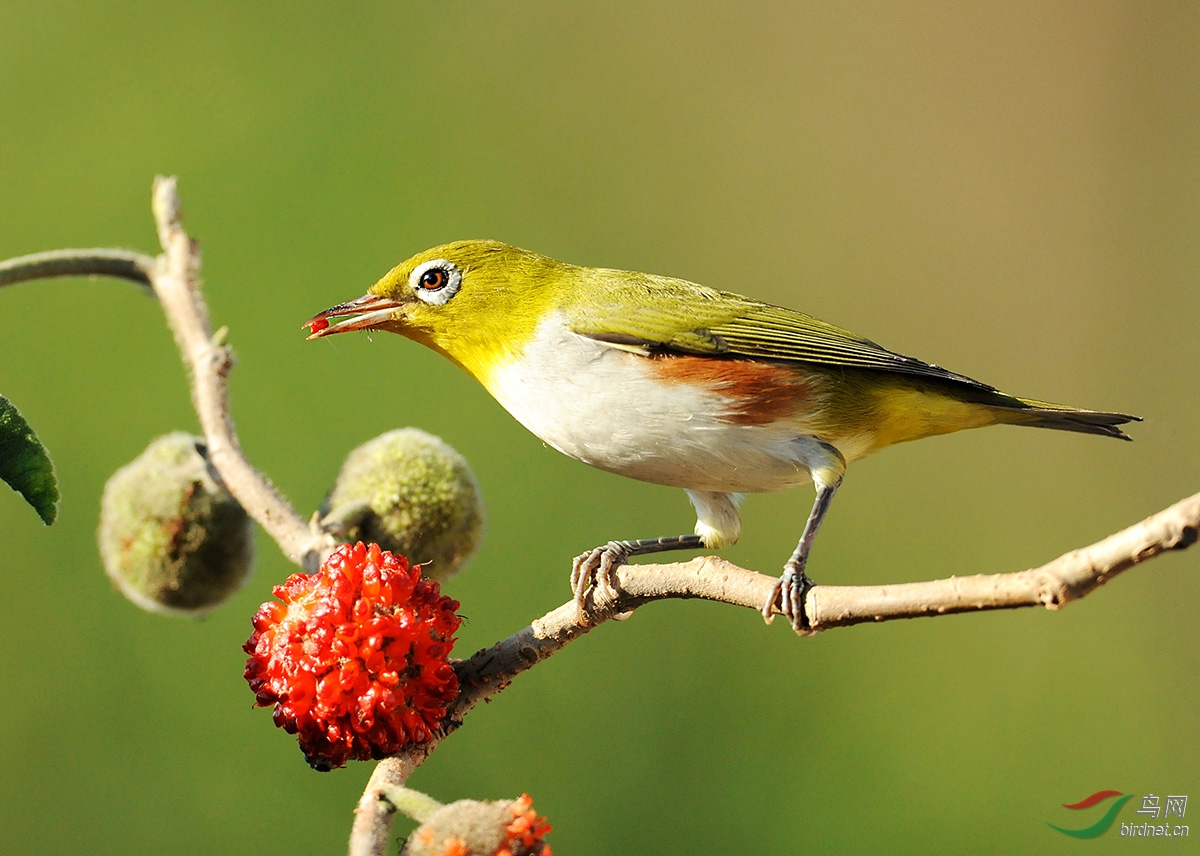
{"left": 567, "top": 270, "right": 995, "bottom": 392}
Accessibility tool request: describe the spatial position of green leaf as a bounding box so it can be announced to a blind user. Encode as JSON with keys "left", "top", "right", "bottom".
{"left": 0, "top": 394, "right": 59, "bottom": 525}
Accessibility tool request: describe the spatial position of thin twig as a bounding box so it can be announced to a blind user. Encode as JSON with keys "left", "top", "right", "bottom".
{"left": 147, "top": 176, "right": 332, "bottom": 570}
{"left": 0, "top": 248, "right": 156, "bottom": 293}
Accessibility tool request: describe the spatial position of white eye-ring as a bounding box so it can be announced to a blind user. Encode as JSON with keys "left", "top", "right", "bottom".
{"left": 410, "top": 259, "right": 462, "bottom": 305}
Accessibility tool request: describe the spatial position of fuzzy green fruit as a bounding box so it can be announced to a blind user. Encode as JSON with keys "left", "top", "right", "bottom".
{"left": 321, "top": 428, "right": 485, "bottom": 582}
{"left": 98, "top": 432, "right": 255, "bottom": 616}
{"left": 400, "top": 799, "right": 515, "bottom": 856}
{"left": 398, "top": 795, "right": 551, "bottom": 856}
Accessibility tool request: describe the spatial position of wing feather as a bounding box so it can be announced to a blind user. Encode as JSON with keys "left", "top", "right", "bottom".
{"left": 567, "top": 271, "right": 994, "bottom": 392}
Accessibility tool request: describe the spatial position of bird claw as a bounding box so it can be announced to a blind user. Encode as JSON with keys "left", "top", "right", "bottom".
{"left": 571, "top": 541, "right": 629, "bottom": 622}
{"left": 762, "top": 564, "right": 816, "bottom": 635}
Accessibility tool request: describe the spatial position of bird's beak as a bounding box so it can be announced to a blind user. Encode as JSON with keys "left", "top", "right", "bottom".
{"left": 304, "top": 293, "right": 405, "bottom": 339}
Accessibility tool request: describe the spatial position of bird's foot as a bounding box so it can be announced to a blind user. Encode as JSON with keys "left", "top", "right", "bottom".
{"left": 762, "top": 562, "right": 816, "bottom": 635}
{"left": 571, "top": 540, "right": 630, "bottom": 623}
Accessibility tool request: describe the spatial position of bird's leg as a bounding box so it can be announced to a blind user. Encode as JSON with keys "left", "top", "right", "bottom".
{"left": 569, "top": 491, "right": 742, "bottom": 622}
{"left": 764, "top": 441, "right": 846, "bottom": 633}
{"left": 572, "top": 535, "right": 704, "bottom": 618}
{"left": 571, "top": 491, "right": 741, "bottom": 621}
{"left": 764, "top": 484, "right": 838, "bottom": 632}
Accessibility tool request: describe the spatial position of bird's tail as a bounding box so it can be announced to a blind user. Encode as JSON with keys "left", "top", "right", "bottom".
{"left": 986, "top": 396, "right": 1140, "bottom": 440}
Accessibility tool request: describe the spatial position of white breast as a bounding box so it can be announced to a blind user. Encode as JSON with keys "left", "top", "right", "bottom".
{"left": 482, "top": 313, "right": 836, "bottom": 493}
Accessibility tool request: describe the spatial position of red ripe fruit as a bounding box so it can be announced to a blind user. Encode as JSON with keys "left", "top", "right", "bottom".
{"left": 308, "top": 316, "right": 330, "bottom": 334}
{"left": 243, "top": 542, "right": 461, "bottom": 770}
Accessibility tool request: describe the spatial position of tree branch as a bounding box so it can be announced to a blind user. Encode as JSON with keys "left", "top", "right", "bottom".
{"left": 451, "top": 488, "right": 1197, "bottom": 707}
{"left": 0, "top": 186, "right": 331, "bottom": 568}
{"left": 0, "top": 248, "right": 156, "bottom": 293}
{"left": 349, "top": 756, "right": 425, "bottom": 856}
{"left": 146, "top": 176, "right": 332, "bottom": 570}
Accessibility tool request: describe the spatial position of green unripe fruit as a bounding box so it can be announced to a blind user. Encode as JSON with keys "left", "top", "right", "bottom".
{"left": 98, "top": 432, "right": 255, "bottom": 616}
{"left": 398, "top": 794, "right": 552, "bottom": 856}
{"left": 321, "top": 428, "right": 485, "bottom": 582}
{"left": 401, "top": 800, "right": 514, "bottom": 856}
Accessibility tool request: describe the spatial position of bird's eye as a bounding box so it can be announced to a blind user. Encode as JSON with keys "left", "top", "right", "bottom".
{"left": 419, "top": 269, "right": 447, "bottom": 290}
{"left": 409, "top": 259, "right": 462, "bottom": 306}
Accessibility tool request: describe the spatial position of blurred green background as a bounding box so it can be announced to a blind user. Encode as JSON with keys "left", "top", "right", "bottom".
{"left": 1, "top": 2, "right": 1196, "bottom": 854}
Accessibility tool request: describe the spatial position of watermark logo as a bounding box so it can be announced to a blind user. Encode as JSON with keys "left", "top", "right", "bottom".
{"left": 1047, "top": 790, "right": 1189, "bottom": 839}
{"left": 1049, "top": 790, "right": 1134, "bottom": 839}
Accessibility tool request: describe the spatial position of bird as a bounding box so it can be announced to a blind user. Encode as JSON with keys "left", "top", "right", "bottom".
{"left": 305, "top": 240, "right": 1138, "bottom": 632}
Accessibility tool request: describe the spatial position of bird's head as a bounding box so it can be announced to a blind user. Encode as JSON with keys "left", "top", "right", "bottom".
{"left": 306, "top": 240, "right": 569, "bottom": 378}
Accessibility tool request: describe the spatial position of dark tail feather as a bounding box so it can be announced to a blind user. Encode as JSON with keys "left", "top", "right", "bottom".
{"left": 989, "top": 397, "right": 1141, "bottom": 440}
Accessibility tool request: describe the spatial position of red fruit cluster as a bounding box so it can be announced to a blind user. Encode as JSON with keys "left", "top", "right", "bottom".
{"left": 244, "top": 542, "right": 461, "bottom": 770}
